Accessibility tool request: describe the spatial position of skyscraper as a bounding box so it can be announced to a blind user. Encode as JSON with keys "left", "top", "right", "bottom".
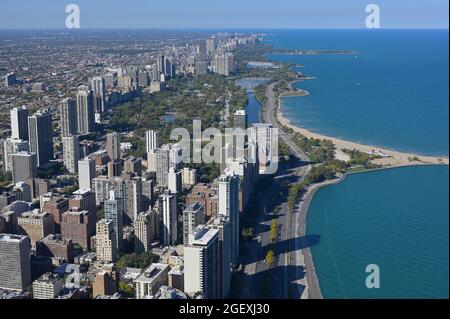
{"left": 183, "top": 203, "right": 205, "bottom": 245}
{"left": 0, "top": 234, "right": 31, "bottom": 291}
{"left": 159, "top": 192, "right": 178, "bottom": 246}
{"left": 59, "top": 98, "right": 78, "bottom": 137}
{"left": 3, "top": 138, "right": 29, "bottom": 172}
{"left": 184, "top": 226, "right": 219, "bottom": 299}
{"left": 206, "top": 37, "right": 216, "bottom": 56}
{"left": 61, "top": 208, "right": 95, "bottom": 251}
{"left": 12, "top": 152, "right": 37, "bottom": 184}
{"left": 91, "top": 76, "right": 106, "bottom": 114}
{"left": 250, "top": 123, "right": 275, "bottom": 173}
{"left": 145, "top": 130, "right": 159, "bottom": 153}
{"left": 207, "top": 216, "right": 232, "bottom": 298}
{"left": 62, "top": 135, "right": 80, "bottom": 174}
{"left": 104, "top": 191, "right": 124, "bottom": 254}
{"left": 233, "top": 110, "right": 248, "bottom": 130}
{"left": 17, "top": 210, "right": 55, "bottom": 247}
{"left": 76, "top": 86, "right": 95, "bottom": 134}
{"left": 213, "top": 53, "right": 235, "bottom": 76}
{"left": 96, "top": 219, "right": 117, "bottom": 263}
{"left": 106, "top": 132, "right": 121, "bottom": 161}
{"left": 4, "top": 72, "right": 16, "bottom": 87}
{"left": 168, "top": 167, "right": 182, "bottom": 194}
{"left": 135, "top": 210, "right": 157, "bottom": 254}
{"left": 78, "top": 158, "right": 96, "bottom": 190}
{"left": 10, "top": 106, "right": 29, "bottom": 141}
{"left": 218, "top": 172, "right": 240, "bottom": 264}
{"left": 28, "top": 109, "right": 54, "bottom": 167}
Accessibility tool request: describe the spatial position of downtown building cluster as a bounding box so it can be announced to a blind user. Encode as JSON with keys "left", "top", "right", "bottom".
{"left": 0, "top": 33, "right": 275, "bottom": 300}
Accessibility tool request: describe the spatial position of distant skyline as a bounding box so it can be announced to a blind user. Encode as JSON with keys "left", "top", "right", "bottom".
{"left": 0, "top": 0, "right": 448, "bottom": 29}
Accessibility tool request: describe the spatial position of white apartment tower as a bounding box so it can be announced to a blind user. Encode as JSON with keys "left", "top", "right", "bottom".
{"left": 62, "top": 135, "right": 80, "bottom": 174}
{"left": 78, "top": 158, "right": 96, "bottom": 190}
{"left": 184, "top": 226, "right": 219, "bottom": 299}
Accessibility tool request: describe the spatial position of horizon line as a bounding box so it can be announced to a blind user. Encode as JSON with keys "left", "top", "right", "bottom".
{"left": 0, "top": 27, "right": 448, "bottom": 31}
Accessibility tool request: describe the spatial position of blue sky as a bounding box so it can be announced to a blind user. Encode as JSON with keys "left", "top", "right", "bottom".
{"left": 0, "top": 0, "right": 448, "bottom": 29}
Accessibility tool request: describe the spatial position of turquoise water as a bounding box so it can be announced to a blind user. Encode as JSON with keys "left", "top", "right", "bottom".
{"left": 264, "top": 30, "right": 449, "bottom": 299}
{"left": 267, "top": 30, "right": 449, "bottom": 157}
{"left": 307, "top": 166, "right": 449, "bottom": 299}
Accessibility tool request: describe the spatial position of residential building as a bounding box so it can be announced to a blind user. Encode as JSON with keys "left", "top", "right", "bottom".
{"left": 96, "top": 219, "right": 117, "bottom": 263}
{"left": 28, "top": 110, "right": 54, "bottom": 167}
{"left": 32, "top": 273, "right": 63, "bottom": 299}
{"left": 62, "top": 135, "right": 80, "bottom": 174}
{"left": 0, "top": 234, "right": 31, "bottom": 290}
{"left": 134, "top": 263, "right": 170, "bottom": 299}
{"left": 184, "top": 226, "right": 219, "bottom": 299}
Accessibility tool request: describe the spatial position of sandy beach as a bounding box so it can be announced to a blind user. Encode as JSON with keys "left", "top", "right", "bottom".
{"left": 277, "top": 93, "right": 449, "bottom": 167}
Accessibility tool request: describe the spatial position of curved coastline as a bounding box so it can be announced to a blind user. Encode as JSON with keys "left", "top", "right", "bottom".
{"left": 277, "top": 83, "right": 449, "bottom": 167}
{"left": 266, "top": 79, "right": 448, "bottom": 299}
{"left": 298, "top": 174, "right": 347, "bottom": 299}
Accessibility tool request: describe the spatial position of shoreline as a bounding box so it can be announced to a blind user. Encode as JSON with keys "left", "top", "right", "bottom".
{"left": 297, "top": 174, "right": 347, "bottom": 299}
{"left": 277, "top": 87, "right": 449, "bottom": 167}
{"left": 262, "top": 78, "right": 449, "bottom": 299}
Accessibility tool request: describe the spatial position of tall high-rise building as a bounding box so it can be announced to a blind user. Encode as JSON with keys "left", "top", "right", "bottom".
{"left": 69, "top": 188, "right": 96, "bottom": 218}
{"left": 138, "top": 71, "right": 149, "bottom": 87}
{"left": 213, "top": 53, "right": 235, "bottom": 76}
{"left": 17, "top": 210, "right": 55, "bottom": 247}
{"left": 135, "top": 210, "right": 157, "bottom": 254}
{"left": 123, "top": 157, "right": 142, "bottom": 176}
{"left": 195, "top": 61, "right": 208, "bottom": 76}
{"left": 168, "top": 168, "right": 182, "bottom": 194}
{"left": 91, "top": 77, "right": 106, "bottom": 114}
{"left": 145, "top": 130, "right": 159, "bottom": 153}
{"left": 36, "top": 234, "right": 73, "bottom": 263}
{"left": 182, "top": 203, "right": 205, "bottom": 245}
{"left": 250, "top": 123, "right": 275, "bottom": 173}
{"left": 3, "top": 138, "right": 29, "bottom": 172}
{"left": 106, "top": 133, "right": 121, "bottom": 161}
{"left": 59, "top": 98, "right": 78, "bottom": 137}
{"left": 156, "top": 143, "right": 183, "bottom": 187}
{"left": 61, "top": 208, "right": 95, "bottom": 251}
{"left": 159, "top": 192, "right": 177, "bottom": 246}
{"left": 96, "top": 219, "right": 117, "bottom": 263}
{"left": 0, "top": 234, "right": 31, "bottom": 291}
{"left": 206, "top": 37, "right": 216, "bottom": 56}
{"left": 62, "top": 135, "right": 80, "bottom": 174}
{"left": 28, "top": 110, "right": 54, "bottom": 167}
{"left": 233, "top": 110, "right": 248, "bottom": 130}
{"left": 41, "top": 193, "right": 69, "bottom": 232}
{"left": 10, "top": 106, "right": 29, "bottom": 141}
{"left": 4, "top": 72, "right": 16, "bottom": 87}
{"left": 218, "top": 173, "right": 240, "bottom": 264}
{"left": 76, "top": 86, "right": 95, "bottom": 134}
{"left": 104, "top": 191, "right": 123, "bottom": 254}
{"left": 155, "top": 148, "right": 169, "bottom": 187}
{"left": 142, "top": 178, "right": 154, "bottom": 211}
{"left": 184, "top": 226, "right": 219, "bottom": 299}
{"left": 12, "top": 152, "right": 37, "bottom": 184}
{"left": 78, "top": 158, "right": 96, "bottom": 190}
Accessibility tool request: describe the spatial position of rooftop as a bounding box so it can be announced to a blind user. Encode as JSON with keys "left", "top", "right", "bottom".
{"left": 134, "top": 263, "right": 169, "bottom": 284}
{"left": 0, "top": 233, "right": 29, "bottom": 243}
{"left": 191, "top": 226, "right": 219, "bottom": 246}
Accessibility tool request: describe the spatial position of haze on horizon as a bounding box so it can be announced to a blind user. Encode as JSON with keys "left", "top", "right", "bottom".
{"left": 0, "top": 0, "right": 448, "bottom": 30}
